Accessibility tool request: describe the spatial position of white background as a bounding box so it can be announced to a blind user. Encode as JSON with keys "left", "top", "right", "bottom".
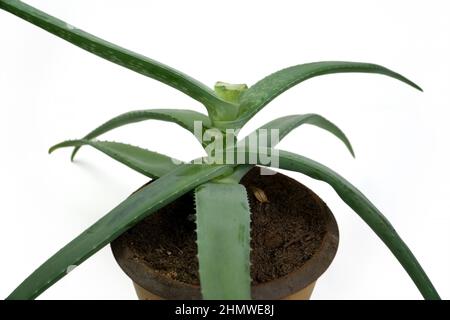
{"left": 0, "top": 0, "right": 449, "bottom": 300}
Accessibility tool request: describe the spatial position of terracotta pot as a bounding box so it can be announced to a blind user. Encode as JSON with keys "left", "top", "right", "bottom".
{"left": 111, "top": 168, "right": 339, "bottom": 300}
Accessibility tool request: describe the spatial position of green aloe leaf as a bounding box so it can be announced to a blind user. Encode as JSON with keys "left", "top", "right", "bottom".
{"left": 0, "top": 0, "right": 235, "bottom": 119}
{"left": 223, "top": 113, "right": 354, "bottom": 183}
{"left": 7, "top": 163, "right": 232, "bottom": 300}
{"left": 50, "top": 140, "right": 182, "bottom": 179}
{"left": 195, "top": 183, "right": 251, "bottom": 299}
{"left": 70, "top": 109, "right": 211, "bottom": 160}
{"left": 244, "top": 113, "right": 354, "bottom": 157}
{"left": 229, "top": 61, "right": 422, "bottom": 128}
{"left": 238, "top": 148, "right": 439, "bottom": 300}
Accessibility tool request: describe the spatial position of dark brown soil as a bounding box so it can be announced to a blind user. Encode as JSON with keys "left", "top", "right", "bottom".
{"left": 117, "top": 167, "right": 327, "bottom": 285}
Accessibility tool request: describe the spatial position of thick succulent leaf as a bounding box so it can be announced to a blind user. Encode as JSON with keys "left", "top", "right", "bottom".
{"left": 225, "top": 113, "right": 354, "bottom": 183}
{"left": 238, "top": 148, "right": 439, "bottom": 300}
{"left": 0, "top": 0, "right": 234, "bottom": 118}
{"left": 225, "top": 61, "right": 422, "bottom": 128}
{"left": 50, "top": 139, "right": 182, "bottom": 179}
{"left": 195, "top": 183, "right": 251, "bottom": 299}
{"left": 243, "top": 113, "right": 354, "bottom": 157}
{"left": 215, "top": 165, "right": 254, "bottom": 184}
{"left": 70, "top": 109, "right": 211, "bottom": 160}
{"left": 7, "top": 163, "right": 232, "bottom": 300}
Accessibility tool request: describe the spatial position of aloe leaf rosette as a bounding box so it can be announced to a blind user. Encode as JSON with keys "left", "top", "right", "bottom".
{"left": 0, "top": 0, "right": 440, "bottom": 300}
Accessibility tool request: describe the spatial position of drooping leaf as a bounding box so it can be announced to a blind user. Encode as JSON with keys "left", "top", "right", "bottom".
{"left": 221, "top": 113, "right": 354, "bottom": 183}
{"left": 7, "top": 163, "right": 232, "bottom": 300}
{"left": 221, "top": 61, "right": 422, "bottom": 128}
{"left": 243, "top": 113, "right": 354, "bottom": 157}
{"left": 237, "top": 148, "right": 439, "bottom": 300}
{"left": 195, "top": 183, "right": 251, "bottom": 299}
{"left": 50, "top": 139, "right": 182, "bottom": 179}
{"left": 0, "top": 0, "right": 236, "bottom": 119}
{"left": 70, "top": 109, "right": 211, "bottom": 160}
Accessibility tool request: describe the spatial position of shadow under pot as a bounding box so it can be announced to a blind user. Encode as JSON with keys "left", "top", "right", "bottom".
{"left": 111, "top": 167, "right": 339, "bottom": 300}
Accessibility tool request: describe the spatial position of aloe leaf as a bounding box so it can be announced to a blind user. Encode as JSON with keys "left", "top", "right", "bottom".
{"left": 50, "top": 139, "right": 182, "bottom": 179}
{"left": 224, "top": 113, "right": 354, "bottom": 183}
{"left": 0, "top": 0, "right": 235, "bottom": 118}
{"left": 237, "top": 148, "right": 439, "bottom": 300}
{"left": 229, "top": 61, "right": 422, "bottom": 128}
{"left": 70, "top": 109, "right": 211, "bottom": 160}
{"left": 7, "top": 163, "right": 232, "bottom": 300}
{"left": 215, "top": 165, "right": 254, "bottom": 184}
{"left": 244, "top": 113, "right": 354, "bottom": 157}
{"left": 195, "top": 183, "right": 251, "bottom": 299}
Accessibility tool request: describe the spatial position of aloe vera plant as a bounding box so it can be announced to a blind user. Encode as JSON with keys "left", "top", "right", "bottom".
{"left": 1, "top": 0, "right": 440, "bottom": 300}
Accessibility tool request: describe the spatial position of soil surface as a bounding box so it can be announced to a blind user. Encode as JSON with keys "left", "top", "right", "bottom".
{"left": 116, "top": 167, "right": 327, "bottom": 285}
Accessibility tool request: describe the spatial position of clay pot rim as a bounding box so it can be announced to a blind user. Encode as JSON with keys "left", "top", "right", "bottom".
{"left": 111, "top": 167, "right": 339, "bottom": 300}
